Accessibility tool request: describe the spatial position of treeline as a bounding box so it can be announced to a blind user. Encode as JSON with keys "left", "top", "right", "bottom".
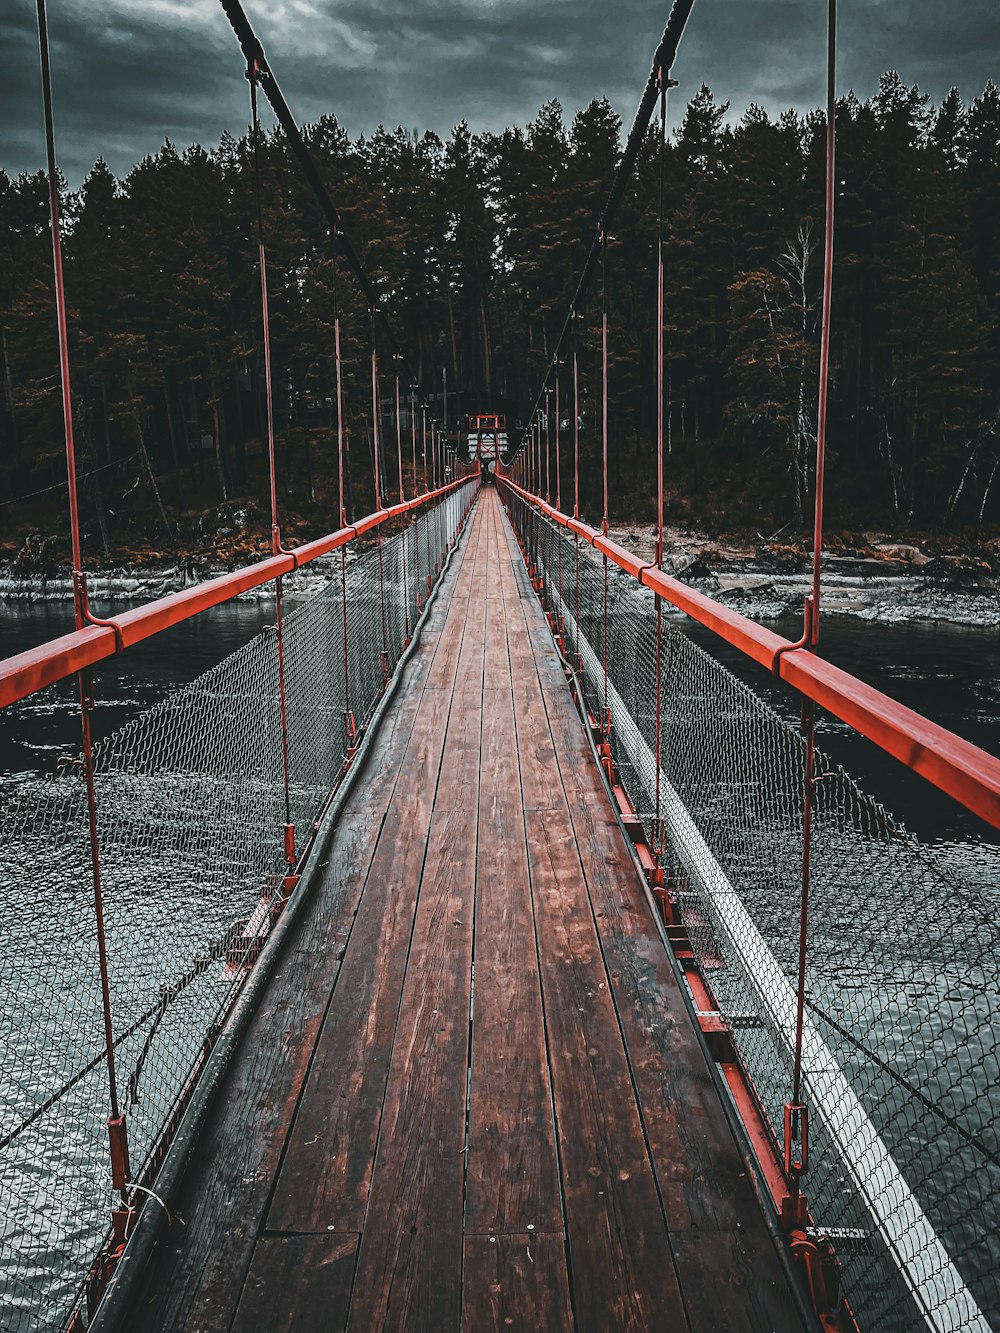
{"left": 1, "top": 71, "right": 999, "bottom": 558}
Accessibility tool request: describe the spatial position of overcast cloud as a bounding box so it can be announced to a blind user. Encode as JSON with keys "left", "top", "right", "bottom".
{"left": 3, "top": 0, "right": 998, "bottom": 186}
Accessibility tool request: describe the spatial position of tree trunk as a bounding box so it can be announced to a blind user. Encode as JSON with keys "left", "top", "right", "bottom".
{"left": 132, "top": 402, "right": 173, "bottom": 540}
{"left": 211, "top": 382, "right": 229, "bottom": 502}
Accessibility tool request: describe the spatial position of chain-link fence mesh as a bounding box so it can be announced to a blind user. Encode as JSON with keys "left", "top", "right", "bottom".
{"left": 503, "top": 485, "right": 999, "bottom": 1333}
{"left": 0, "top": 478, "right": 477, "bottom": 1333}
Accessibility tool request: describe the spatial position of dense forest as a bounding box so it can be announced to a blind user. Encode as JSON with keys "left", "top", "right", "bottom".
{"left": 1, "top": 72, "right": 999, "bottom": 567}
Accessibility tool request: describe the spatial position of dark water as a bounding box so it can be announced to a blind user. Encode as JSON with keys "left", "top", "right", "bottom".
{"left": 0, "top": 598, "right": 278, "bottom": 779}
{"left": 685, "top": 613, "right": 1000, "bottom": 846}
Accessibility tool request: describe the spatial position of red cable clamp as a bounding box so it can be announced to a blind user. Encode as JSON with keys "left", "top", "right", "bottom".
{"left": 273, "top": 525, "right": 300, "bottom": 570}
{"left": 74, "top": 570, "right": 124, "bottom": 653}
{"left": 771, "top": 594, "right": 814, "bottom": 678}
{"left": 107, "top": 1114, "right": 131, "bottom": 1191}
{"left": 783, "top": 1101, "right": 809, "bottom": 1177}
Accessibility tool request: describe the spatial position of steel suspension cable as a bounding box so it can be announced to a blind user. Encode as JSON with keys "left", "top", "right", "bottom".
{"left": 600, "top": 231, "right": 611, "bottom": 739}
{"left": 787, "top": 0, "right": 837, "bottom": 1214}
{"left": 220, "top": 0, "right": 431, "bottom": 415}
{"left": 654, "top": 72, "right": 668, "bottom": 849}
{"left": 248, "top": 62, "right": 296, "bottom": 867}
{"left": 35, "top": 0, "right": 129, "bottom": 1193}
{"left": 370, "top": 311, "right": 390, "bottom": 686}
{"left": 394, "top": 367, "right": 410, "bottom": 638}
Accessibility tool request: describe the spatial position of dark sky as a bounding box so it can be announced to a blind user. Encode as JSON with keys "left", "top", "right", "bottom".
{"left": 4, "top": 0, "right": 999, "bottom": 187}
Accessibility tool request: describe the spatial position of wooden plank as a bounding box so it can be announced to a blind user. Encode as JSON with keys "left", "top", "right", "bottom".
{"left": 669, "top": 1229, "right": 808, "bottom": 1333}
{"left": 127, "top": 521, "right": 477, "bottom": 1331}
{"left": 524, "top": 809, "right": 688, "bottom": 1332}
{"left": 267, "top": 682, "right": 453, "bottom": 1234}
{"left": 230, "top": 1234, "right": 358, "bottom": 1333}
{"left": 435, "top": 551, "right": 487, "bottom": 811}
{"left": 462, "top": 1234, "right": 573, "bottom": 1333}
{"left": 465, "top": 505, "right": 562, "bottom": 1236}
{"left": 566, "top": 791, "right": 766, "bottom": 1231}
{"left": 346, "top": 807, "right": 476, "bottom": 1330}
{"left": 467, "top": 693, "right": 563, "bottom": 1231}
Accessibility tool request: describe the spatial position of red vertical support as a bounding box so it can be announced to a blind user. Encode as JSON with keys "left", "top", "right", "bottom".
{"left": 370, "top": 313, "right": 391, "bottom": 689}
{"left": 395, "top": 368, "right": 409, "bottom": 640}
{"left": 545, "top": 388, "right": 552, "bottom": 504}
{"left": 35, "top": 0, "right": 126, "bottom": 1194}
{"left": 654, "top": 72, "right": 668, "bottom": 867}
{"left": 786, "top": 0, "right": 837, "bottom": 1230}
{"left": 573, "top": 328, "right": 582, "bottom": 671}
{"left": 249, "top": 64, "right": 295, "bottom": 868}
{"left": 422, "top": 405, "right": 432, "bottom": 595}
{"left": 410, "top": 386, "right": 421, "bottom": 614}
{"left": 555, "top": 375, "right": 564, "bottom": 647}
{"left": 332, "top": 239, "right": 351, "bottom": 748}
{"left": 600, "top": 231, "right": 611, "bottom": 749}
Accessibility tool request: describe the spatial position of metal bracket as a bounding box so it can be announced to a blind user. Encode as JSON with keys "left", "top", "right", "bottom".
{"left": 107, "top": 1114, "right": 131, "bottom": 1191}
{"left": 784, "top": 1100, "right": 809, "bottom": 1177}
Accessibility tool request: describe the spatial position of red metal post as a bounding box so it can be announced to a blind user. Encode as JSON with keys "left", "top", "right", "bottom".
{"left": 786, "top": 0, "right": 837, "bottom": 1225}
{"left": 654, "top": 73, "right": 668, "bottom": 855}
{"left": 35, "top": 0, "right": 126, "bottom": 1194}
{"left": 370, "top": 313, "right": 391, "bottom": 687}
{"left": 600, "top": 231, "right": 611, "bottom": 746}
{"left": 545, "top": 388, "right": 552, "bottom": 503}
{"left": 249, "top": 65, "right": 295, "bottom": 866}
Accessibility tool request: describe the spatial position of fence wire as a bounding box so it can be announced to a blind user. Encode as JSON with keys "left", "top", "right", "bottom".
{"left": 0, "top": 479, "right": 477, "bottom": 1333}
{"left": 504, "top": 486, "right": 1000, "bottom": 1333}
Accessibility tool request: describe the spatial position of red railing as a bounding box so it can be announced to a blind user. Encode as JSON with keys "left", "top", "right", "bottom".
{"left": 0, "top": 478, "right": 472, "bottom": 712}
{"left": 499, "top": 476, "right": 1000, "bottom": 832}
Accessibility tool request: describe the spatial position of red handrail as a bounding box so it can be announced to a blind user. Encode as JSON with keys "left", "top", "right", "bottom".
{"left": 0, "top": 478, "right": 474, "bottom": 711}
{"left": 499, "top": 478, "right": 1000, "bottom": 832}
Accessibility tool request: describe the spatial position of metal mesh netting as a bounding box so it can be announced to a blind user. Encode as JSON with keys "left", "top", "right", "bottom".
{"left": 0, "top": 479, "right": 477, "bottom": 1333}
{"left": 503, "top": 486, "right": 1000, "bottom": 1333}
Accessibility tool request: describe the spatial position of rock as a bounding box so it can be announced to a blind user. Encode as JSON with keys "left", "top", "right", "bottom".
{"left": 922, "top": 555, "right": 995, "bottom": 589}
{"left": 872, "top": 542, "right": 931, "bottom": 566}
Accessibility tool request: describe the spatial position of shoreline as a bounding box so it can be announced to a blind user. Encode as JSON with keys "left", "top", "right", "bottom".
{"left": 3, "top": 539, "right": 999, "bottom": 628}
{"left": 609, "top": 526, "right": 1000, "bottom": 629}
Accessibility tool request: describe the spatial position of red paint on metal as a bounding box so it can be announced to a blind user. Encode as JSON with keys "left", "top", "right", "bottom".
{"left": 501, "top": 479, "right": 1000, "bottom": 831}
{"left": 0, "top": 478, "right": 472, "bottom": 712}
{"left": 107, "top": 1115, "right": 131, "bottom": 1192}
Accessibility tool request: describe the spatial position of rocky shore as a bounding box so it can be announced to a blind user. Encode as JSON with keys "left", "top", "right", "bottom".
{"left": 608, "top": 526, "right": 1000, "bottom": 628}
{"left": 2, "top": 526, "right": 999, "bottom": 629}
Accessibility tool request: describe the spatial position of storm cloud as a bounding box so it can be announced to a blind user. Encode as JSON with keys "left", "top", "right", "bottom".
{"left": 4, "top": 0, "right": 999, "bottom": 185}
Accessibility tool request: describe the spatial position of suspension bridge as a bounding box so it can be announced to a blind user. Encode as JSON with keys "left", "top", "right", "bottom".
{"left": 2, "top": 1, "right": 1000, "bottom": 1331}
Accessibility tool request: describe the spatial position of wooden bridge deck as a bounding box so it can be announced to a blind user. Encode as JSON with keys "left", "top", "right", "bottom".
{"left": 128, "top": 488, "right": 809, "bottom": 1332}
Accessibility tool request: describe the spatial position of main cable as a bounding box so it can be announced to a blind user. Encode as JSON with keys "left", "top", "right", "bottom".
{"left": 219, "top": 0, "right": 437, "bottom": 418}
{"left": 504, "top": 0, "right": 695, "bottom": 465}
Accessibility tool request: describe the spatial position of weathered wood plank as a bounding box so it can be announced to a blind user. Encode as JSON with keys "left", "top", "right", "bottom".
{"left": 230, "top": 1234, "right": 358, "bottom": 1333}
{"left": 345, "top": 806, "right": 476, "bottom": 1330}
{"left": 564, "top": 791, "right": 763, "bottom": 1231}
{"left": 462, "top": 1234, "right": 573, "bottom": 1333}
{"left": 524, "top": 809, "right": 688, "bottom": 1332}
{"left": 126, "top": 507, "right": 480, "bottom": 1332}
{"left": 465, "top": 515, "right": 562, "bottom": 1236}
{"left": 670, "top": 1229, "right": 808, "bottom": 1333}
{"left": 266, "top": 678, "right": 454, "bottom": 1234}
